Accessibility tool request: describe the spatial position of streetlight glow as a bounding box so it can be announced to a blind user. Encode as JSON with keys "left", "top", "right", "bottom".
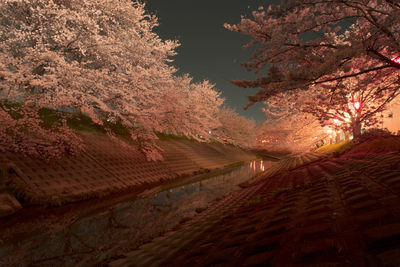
{"left": 353, "top": 101, "right": 361, "bottom": 111}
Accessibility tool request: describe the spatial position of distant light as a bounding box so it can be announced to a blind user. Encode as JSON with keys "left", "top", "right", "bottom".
{"left": 208, "top": 131, "right": 212, "bottom": 134}
{"left": 353, "top": 101, "right": 361, "bottom": 111}
{"left": 392, "top": 56, "right": 400, "bottom": 64}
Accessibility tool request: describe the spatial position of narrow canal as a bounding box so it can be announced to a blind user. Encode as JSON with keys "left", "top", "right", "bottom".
{"left": 0, "top": 160, "right": 273, "bottom": 266}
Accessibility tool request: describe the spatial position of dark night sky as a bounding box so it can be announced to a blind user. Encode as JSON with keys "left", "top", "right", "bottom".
{"left": 145, "top": 0, "right": 281, "bottom": 122}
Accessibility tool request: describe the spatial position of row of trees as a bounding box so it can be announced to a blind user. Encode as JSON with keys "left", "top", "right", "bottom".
{"left": 213, "top": 108, "right": 256, "bottom": 148}
{"left": 256, "top": 91, "right": 327, "bottom": 151}
{"left": 0, "top": 0, "right": 255, "bottom": 160}
{"left": 226, "top": 0, "right": 400, "bottom": 145}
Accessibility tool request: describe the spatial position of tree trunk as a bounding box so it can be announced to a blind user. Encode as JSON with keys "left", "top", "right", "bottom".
{"left": 335, "top": 133, "right": 341, "bottom": 144}
{"left": 344, "top": 131, "right": 350, "bottom": 141}
{"left": 352, "top": 120, "right": 362, "bottom": 138}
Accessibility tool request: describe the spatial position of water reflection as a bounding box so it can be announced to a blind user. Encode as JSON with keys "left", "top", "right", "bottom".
{"left": 1, "top": 160, "right": 271, "bottom": 266}
{"left": 250, "top": 160, "right": 267, "bottom": 172}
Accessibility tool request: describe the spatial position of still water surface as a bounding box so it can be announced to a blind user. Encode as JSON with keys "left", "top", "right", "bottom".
{"left": 1, "top": 160, "right": 272, "bottom": 265}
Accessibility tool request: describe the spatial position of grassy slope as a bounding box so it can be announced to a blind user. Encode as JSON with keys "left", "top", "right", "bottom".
{"left": 315, "top": 136, "right": 400, "bottom": 155}
{"left": 315, "top": 140, "right": 353, "bottom": 154}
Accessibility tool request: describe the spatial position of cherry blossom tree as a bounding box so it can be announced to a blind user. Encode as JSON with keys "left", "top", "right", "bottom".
{"left": 213, "top": 108, "right": 256, "bottom": 148}
{"left": 302, "top": 60, "right": 400, "bottom": 138}
{"left": 258, "top": 89, "right": 326, "bottom": 151}
{"left": 157, "top": 75, "right": 224, "bottom": 141}
{"left": 0, "top": 103, "right": 82, "bottom": 160}
{"left": 225, "top": 0, "right": 400, "bottom": 106}
{"left": 259, "top": 57, "right": 400, "bottom": 141}
{"left": 257, "top": 105, "right": 327, "bottom": 151}
{"left": 182, "top": 80, "right": 224, "bottom": 140}
{"left": 0, "top": 0, "right": 230, "bottom": 161}
{"left": 0, "top": 0, "right": 183, "bottom": 160}
{"left": 257, "top": 84, "right": 323, "bottom": 149}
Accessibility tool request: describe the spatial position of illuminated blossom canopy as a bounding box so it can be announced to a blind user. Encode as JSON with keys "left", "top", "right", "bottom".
{"left": 0, "top": 0, "right": 247, "bottom": 160}
{"left": 393, "top": 57, "right": 400, "bottom": 64}
{"left": 225, "top": 0, "right": 400, "bottom": 106}
{"left": 213, "top": 107, "right": 256, "bottom": 148}
{"left": 292, "top": 59, "right": 399, "bottom": 137}
{"left": 259, "top": 89, "right": 327, "bottom": 151}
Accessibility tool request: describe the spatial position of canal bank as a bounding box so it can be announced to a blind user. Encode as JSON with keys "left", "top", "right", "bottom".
{"left": 111, "top": 150, "right": 400, "bottom": 267}
{"left": 0, "top": 159, "right": 272, "bottom": 266}
{"left": 0, "top": 131, "right": 256, "bottom": 214}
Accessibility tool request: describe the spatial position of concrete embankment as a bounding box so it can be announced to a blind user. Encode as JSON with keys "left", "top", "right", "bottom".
{"left": 111, "top": 142, "right": 400, "bottom": 267}
{"left": 0, "top": 132, "right": 256, "bottom": 215}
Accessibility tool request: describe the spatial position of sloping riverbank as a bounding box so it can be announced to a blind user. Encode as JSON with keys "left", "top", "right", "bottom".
{"left": 0, "top": 132, "right": 256, "bottom": 214}
{"left": 0, "top": 159, "right": 270, "bottom": 266}
{"left": 110, "top": 137, "right": 400, "bottom": 267}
